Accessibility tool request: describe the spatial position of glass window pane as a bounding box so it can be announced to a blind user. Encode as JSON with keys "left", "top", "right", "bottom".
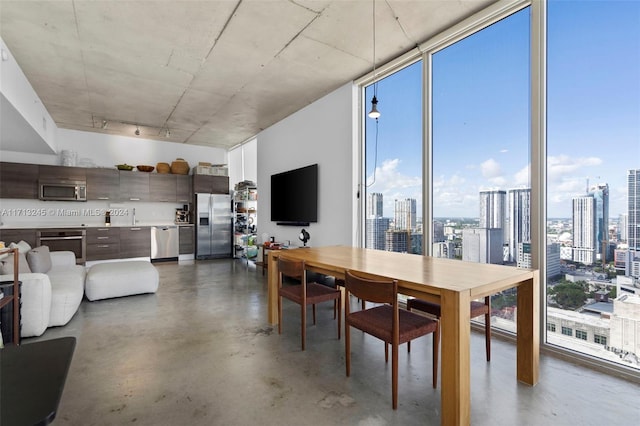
{"left": 547, "top": 0, "right": 640, "bottom": 370}
{"left": 432, "top": 8, "right": 530, "bottom": 332}
{"left": 364, "top": 61, "right": 423, "bottom": 254}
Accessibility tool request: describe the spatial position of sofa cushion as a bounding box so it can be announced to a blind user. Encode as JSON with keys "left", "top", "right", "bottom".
{"left": 27, "top": 246, "right": 52, "bottom": 273}
{"left": 47, "top": 265, "right": 86, "bottom": 327}
{"left": 9, "top": 240, "right": 32, "bottom": 254}
{"left": 0, "top": 252, "right": 32, "bottom": 275}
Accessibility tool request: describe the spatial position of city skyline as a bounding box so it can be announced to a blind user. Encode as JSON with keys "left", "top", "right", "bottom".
{"left": 364, "top": 2, "right": 639, "bottom": 219}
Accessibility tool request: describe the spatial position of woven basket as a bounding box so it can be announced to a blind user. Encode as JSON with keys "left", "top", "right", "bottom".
{"left": 156, "top": 162, "right": 171, "bottom": 174}
{"left": 170, "top": 158, "right": 190, "bottom": 175}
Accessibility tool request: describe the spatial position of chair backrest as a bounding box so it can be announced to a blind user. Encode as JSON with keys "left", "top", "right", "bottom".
{"left": 278, "top": 256, "right": 305, "bottom": 283}
{"left": 344, "top": 270, "right": 397, "bottom": 305}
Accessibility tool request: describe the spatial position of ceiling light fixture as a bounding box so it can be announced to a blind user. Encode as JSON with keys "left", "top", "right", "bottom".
{"left": 101, "top": 120, "right": 108, "bottom": 130}
{"left": 165, "top": 129, "right": 171, "bottom": 138}
{"left": 135, "top": 125, "right": 140, "bottom": 136}
{"left": 367, "top": 0, "right": 381, "bottom": 120}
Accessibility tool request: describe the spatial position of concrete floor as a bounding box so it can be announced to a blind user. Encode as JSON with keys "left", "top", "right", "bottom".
{"left": 29, "top": 259, "right": 640, "bottom": 426}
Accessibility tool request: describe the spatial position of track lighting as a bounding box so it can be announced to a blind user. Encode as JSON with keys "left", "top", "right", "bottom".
{"left": 101, "top": 120, "right": 108, "bottom": 130}
{"left": 165, "top": 129, "right": 171, "bottom": 138}
{"left": 135, "top": 125, "right": 140, "bottom": 136}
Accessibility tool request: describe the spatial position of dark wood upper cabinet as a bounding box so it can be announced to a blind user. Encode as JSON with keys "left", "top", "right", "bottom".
{"left": 149, "top": 174, "right": 177, "bottom": 202}
{"left": 86, "top": 168, "right": 120, "bottom": 200}
{"left": 119, "top": 171, "right": 150, "bottom": 201}
{"left": 0, "top": 162, "right": 39, "bottom": 199}
{"left": 192, "top": 175, "right": 229, "bottom": 194}
{"left": 38, "top": 165, "right": 86, "bottom": 181}
{"left": 176, "top": 175, "right": 192, "bottom": 203}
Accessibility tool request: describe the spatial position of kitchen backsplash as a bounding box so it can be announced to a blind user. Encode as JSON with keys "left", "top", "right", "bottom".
{"left": 0, "top": 199, "right": 182, "bottom": 228}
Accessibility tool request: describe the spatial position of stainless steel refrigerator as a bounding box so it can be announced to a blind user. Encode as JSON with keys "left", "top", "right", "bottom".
{"left": 195, "top": 193, "right": 232, "bottom": 259}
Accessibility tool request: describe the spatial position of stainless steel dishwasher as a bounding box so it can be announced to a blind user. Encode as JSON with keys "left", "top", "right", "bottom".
{"left": 150, "top": 226, "right": 179, "bottom": 262}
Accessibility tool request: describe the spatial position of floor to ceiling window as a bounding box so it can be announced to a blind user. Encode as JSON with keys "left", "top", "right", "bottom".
{"left": 546, "top": 0, "right": 640, "bottom": 370}
{"left": 364, "top": 61, "right": 423, "bottom": 255}
{"left": 360, "top": 0, "right": 640, "bottom": 375}
{"left": 431, "top": 7, "right": 530, "bottom": 331}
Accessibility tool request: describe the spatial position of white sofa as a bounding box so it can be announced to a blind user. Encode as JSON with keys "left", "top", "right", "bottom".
{"left": 0, "top": 251, "right": 85, "bottom": 338}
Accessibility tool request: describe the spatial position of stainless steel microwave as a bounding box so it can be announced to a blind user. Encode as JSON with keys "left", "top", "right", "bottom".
{"left": 39, "top": 180, "right": 87, "bottom": 201}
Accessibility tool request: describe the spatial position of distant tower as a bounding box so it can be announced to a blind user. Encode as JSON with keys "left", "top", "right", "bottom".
{"left": 629, "top": 170, "right": 640, "bottom": 251}
{"left": 394, "top": 198, "right": 417, "bottom": 231}
{"left": 508, "top": 188, "right": 531, "bottom": 263}
{"left": 479, "top": 190, "right": 507, "bottom": 244}
{"left": 573, "top": 195, "right": 596, "bottom": 265}
{"left": 588, "top": 183, "right": 609, "bottom": 258}
{"left": 366, "top": 217, "right": 390, "bottom": 251}
{"left": 367, "top": 192, "right": 383, "bottom": 218}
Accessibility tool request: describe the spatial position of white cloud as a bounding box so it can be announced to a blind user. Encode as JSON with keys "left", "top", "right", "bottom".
{"left": 480, "top": 158, "right": 502, "bottom": 178}
{"left": 500, "top": 149, "right": 509, "bottom": 153}
{"left": 514, "top": 164, "right": 530, "bottom": 186}
{"left": 547, "top": 155, "right": 603, "bottom": 182}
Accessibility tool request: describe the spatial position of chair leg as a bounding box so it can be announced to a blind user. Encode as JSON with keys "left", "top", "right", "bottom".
{"left": 278, "top": 295, "right": 283, "bottom": 335}
{"left": 301, "top": 302, "right": 306, "bottom": 351}
{"left": 312, "top": 304, "right": 317, "bottom": 325}
{"left": 392, "top": 342, "right": 398, "bottom": 409}
{"left": 345, "top": 323, "right": 351, "bottom": 377}
{"left": 337, "top": 294, "right": 342, "bottom": 340}
{"left": 433, "top": 321, "right": 440, "bottom": 388}
{"left": 384, "top": 342, "right": 389, "bottom": 363}
{"left": 485, "top": 310, "right": 491, "bottom": 362}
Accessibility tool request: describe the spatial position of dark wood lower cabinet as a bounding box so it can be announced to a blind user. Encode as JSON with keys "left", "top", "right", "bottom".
{"left": 179, "top": 226, "right": 194, "bottom": 254}
{"left": 119, "top": 227, "right": 151, "bottom": 258}
{"left": 0, "top": 229, "right": 37, "bottom": 248}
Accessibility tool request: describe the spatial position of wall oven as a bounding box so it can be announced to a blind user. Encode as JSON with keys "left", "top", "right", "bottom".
{"left": 39, "top": 180, "right": 87, "bottom": 201}
{"left": 37, "top": 229, "right": 86, "bottom": 264}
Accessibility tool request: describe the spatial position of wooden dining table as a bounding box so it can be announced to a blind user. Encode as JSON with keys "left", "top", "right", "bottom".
{"left": 266, "top": 245, "right": 539, "bottom": 426}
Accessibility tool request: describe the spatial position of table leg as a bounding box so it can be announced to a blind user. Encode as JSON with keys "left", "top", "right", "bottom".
{"left": 440, "top": 289, "right": 471, "bottom": 426}
{"left": 516, "top": 271, "right": 540, "bottom": 385}
{"left": 267, "top": 251, "right": 280, "bottom": 324}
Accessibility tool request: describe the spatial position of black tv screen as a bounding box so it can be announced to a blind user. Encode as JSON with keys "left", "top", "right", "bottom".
{"left": 271, "top": 164, "right": 318, "bottom": 225}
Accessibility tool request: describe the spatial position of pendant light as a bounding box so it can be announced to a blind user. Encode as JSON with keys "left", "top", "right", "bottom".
{"left": 368, "top": 0, "right": 380, "bottom": 119}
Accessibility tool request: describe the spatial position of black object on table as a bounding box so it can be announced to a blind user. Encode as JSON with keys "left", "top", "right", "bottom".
{"left": 1, "top": 336, "right": 76, "bottom": 426}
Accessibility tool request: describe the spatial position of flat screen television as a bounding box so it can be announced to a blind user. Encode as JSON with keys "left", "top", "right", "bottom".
{"left": 271, "top": 164, "right": 318, "bottom": 226}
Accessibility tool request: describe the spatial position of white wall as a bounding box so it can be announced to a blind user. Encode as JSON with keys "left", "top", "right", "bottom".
{"left": 257, "top": 82, "right": 356, "bottom": 247}
{"left": 0, "top": 37, "right": 56, "bottom": 154}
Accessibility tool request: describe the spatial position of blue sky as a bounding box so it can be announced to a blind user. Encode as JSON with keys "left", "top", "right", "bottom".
{"left": 365, "top": 1, "right": 640, "bottom": 220}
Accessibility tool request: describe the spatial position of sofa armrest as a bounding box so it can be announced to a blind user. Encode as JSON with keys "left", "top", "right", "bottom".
{"left": 50, "top": 251, "right": 77, "bottom": 268}
{"left": 0, "top": 272, "right": 52, "bottom": 338}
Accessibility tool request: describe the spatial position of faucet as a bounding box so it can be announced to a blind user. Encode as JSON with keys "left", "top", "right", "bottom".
{"left": 132, "top": 207, "right": 136, "bottom": 225}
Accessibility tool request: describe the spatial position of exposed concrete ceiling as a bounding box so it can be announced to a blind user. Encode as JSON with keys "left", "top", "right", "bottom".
{"left": 0, "top": 0, "right": 495, "bottom": 150}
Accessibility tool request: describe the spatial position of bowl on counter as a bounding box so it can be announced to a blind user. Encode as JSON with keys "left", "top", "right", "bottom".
{"left": 116, "top": 164, "right": 134, "bottom": 171}
{"left": 136, "top": 165, "right": 155, "bottom": 172}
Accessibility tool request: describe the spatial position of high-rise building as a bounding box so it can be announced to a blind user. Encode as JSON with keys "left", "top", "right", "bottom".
{"left": 366, "top": 217, "right": 390, "bottom": 250}
{"left": 508, "top": 188, "right": 531, "bottom": 263}
{"left": 385, "top": 229, "right": 409, "bottom": 253}
{"left": 433, "top": 220, "right": 445, "bottom": 243}
{"left": 629, "top": 169, "right": 640, "bottom": 251}
{"left": 394, "top": 198, "right": 416, "bottom": 231}
{"left": 588, "top": 183, "right": 609, "bottom": 258}
{"left": 479, "top": 190, "right": 506, "bottom": 244}
{"left": 462, "top": 228, "right": 503, "bottom": 264}
{"left": 572, "top": 195, "right": 596, "bottom": 265}
{"left": 367, "top": 192, "right": 384, "bottom": 218}
{"left": 619, "top": 213, "right": 628, "bottom": 242}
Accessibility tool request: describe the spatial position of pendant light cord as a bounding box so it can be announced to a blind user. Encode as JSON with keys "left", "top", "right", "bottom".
{"left": 372, "top": 0, "right": 377, "bottom": 98}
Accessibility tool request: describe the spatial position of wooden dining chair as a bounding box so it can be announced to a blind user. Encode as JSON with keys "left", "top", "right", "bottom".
{"left": 277, "top": 257, "right": 341, "bottom": 351}
{"left": 406, "top": 296, "right": 491, "bottom": 361}
{"left": 343, "top": 270, "right": 439, "bottom": 410}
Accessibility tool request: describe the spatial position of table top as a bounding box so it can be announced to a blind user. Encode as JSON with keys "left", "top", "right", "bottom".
{"left": 1, "top": 337, "right": 76, "bottom": 426}
{"left": 275, "top": 245, "right": 536, "bottom": 298}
